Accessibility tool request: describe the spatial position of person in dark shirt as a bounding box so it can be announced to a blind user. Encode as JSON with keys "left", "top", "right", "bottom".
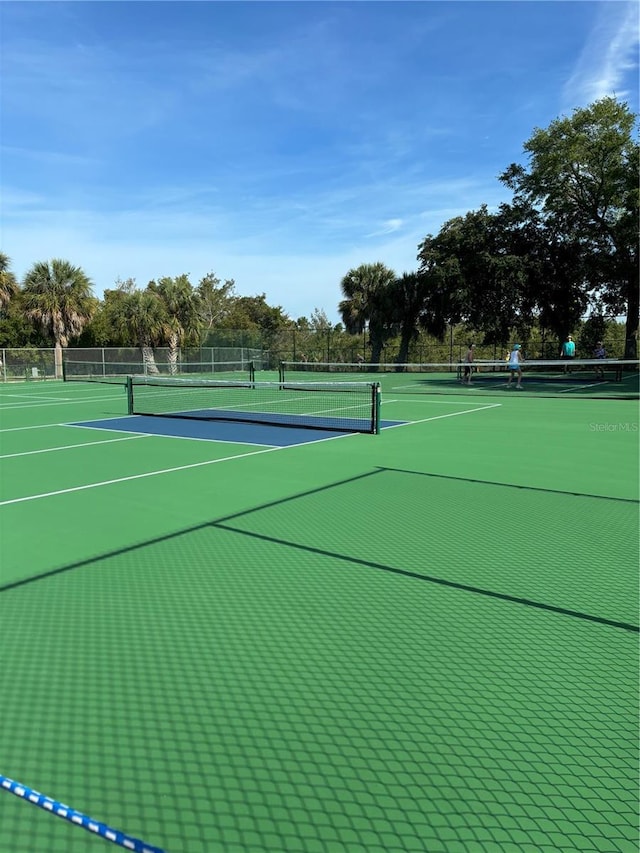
{"left": 593, "top": 341, "right": 606, "bottom": 379}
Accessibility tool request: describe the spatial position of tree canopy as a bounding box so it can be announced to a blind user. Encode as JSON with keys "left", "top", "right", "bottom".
{"left": 500, "top": 97, "right": 639, "bottom": 355}
{"left": 2, "top": 97, "right": 637, "bottom": 363}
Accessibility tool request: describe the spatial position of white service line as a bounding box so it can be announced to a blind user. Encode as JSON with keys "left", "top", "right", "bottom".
{"left": 383, "top": 397, "right": 494, "bottom": 405}
{"left": 0, "top": 434, "right": 147, "bottom": 460}
{"left": 0, "top": 447, "right": 283, "bottom": 506}
{"left": 0, "top": 414, "right": 137, "bottom": 433}
{"left": 66, "top": 423, "right": 277, "bottom": 448}
{"left": 0, "top": 422, "right": 76, "bottom": 433}
{"left": 0, "top": 430, "right": 356, "bottom": 507}
{"left": 383, "top": 403, "right": 502, "bottom": 428}
{"left": 558, "top": 382, "right": 602, "bottom": 393}
{"left": 0, "top": 392, "right": 125, "bottom": 410}
{"left": 1, "top": 394, "right": 75, "bottom": 402}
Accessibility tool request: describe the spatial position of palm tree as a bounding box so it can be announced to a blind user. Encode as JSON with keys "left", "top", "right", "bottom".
{"left": 22, "top": 259, "right": 95, "bottom": 378}
{"left": 0, "top": 252, "right": 19, "bottom": 310}
{"left": 390, "top": 272, "right": 428, "bottom": 365}
{"left": 106, "top": 288, "right": 167, "bottom": 373}
{"left": 339, "top": 262, "right": 397, "bottom": 364}
{"left": 148, "top": 275, "right": 201, "bottom": 373}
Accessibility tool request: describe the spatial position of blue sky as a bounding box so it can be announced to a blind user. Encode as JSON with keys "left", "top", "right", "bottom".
{"left": 1, "top": 1, "right": 638, "bottom": 322}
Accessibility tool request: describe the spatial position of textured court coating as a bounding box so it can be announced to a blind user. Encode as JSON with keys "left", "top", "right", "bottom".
{"left": 0, "top": 378, "right": 638, "bottom": 852}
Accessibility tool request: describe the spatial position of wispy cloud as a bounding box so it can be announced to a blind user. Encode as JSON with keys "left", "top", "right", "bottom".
{"left": 563, "top": 1, "right": 639, "bottom": 107}
{"left": 366, "top": 219, "right": 404, "bottom": 238}
{"left": 3, "top": 1, "right": 635, "bottom": 321}
{"left": 2, "top": 173, "right": 508, "bottom": 320}
{"left": 0, "top": 145, "right": 101, "bottom": 168}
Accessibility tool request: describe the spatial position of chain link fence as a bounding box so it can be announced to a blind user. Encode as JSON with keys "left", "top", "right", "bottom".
{"left": 0, "top": 329, "right": 631, "bottom": 381}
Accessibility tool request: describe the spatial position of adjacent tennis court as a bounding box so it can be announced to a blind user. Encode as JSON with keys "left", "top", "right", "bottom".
{"left": 1, "top": 373, "right": 638, "bottom": 852}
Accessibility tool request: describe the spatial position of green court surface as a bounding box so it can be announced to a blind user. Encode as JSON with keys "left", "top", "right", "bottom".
{"left": 0, "top": 379, "right": 638, "bottom": 853}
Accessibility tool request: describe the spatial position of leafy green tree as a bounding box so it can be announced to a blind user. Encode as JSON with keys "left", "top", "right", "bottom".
{"left": 388, "top": 272, "right": 429, "bottom": 365}
{"left": 0, "top": 252, "right": 19, "bottom": 311}
{"left": 415, "top": 236, "right": 465, "bottom": 345}
{"left": 0, "top": 292, "right": 49, "bottom": 347}
{"left": 501, "top": 97, "right": 639, "bottom": 356}
{"left": 418, "top": 207, "right": 531, "bottom": 346}
{"left": 196, "top": 272, "right": 236, "bottom": 333}
{"left": 75, "top": 301, "right": 116, "bottom": 347}
{"left": 494, "top": 201, "right": 588, "bottom": 343}
{"left": 22, "top": 259, "right": 96, "bottom": 377}
{"left": 339, "top": 262, "right": 398, "bottom": 363}
{"left": 578, "top": 314, "right": 607, "bottom": 359}
{"left": 219, "top": 294, "right": 292, "bottom": 362}
{"left": 221, "top": 294, "right": 291, "bottom": 332}
{"left": 148, "top": 275, "right": 201, "bottom": 372}
{"left": 102, "top": 283, "right": 167, "bottom": 371}
{"left": 309, "top": 308, "right": 332, "bottom": 330}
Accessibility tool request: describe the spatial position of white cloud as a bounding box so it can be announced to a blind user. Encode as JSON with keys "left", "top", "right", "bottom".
{"left": 563, "top": 1, "right": 639, "bottom": 107}
{"left": 2, "top": 163, "right": 510, "bottom": 324}
{"left": 2, "top": 189, "right": 509, "bottom": 325}
{"left": 365, "top": 219, "right": 404, "bottom": 238}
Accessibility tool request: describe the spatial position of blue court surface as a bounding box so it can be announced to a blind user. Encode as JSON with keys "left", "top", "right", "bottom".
{"left": 70, "top": 415, "right": 406, "bottom": 446}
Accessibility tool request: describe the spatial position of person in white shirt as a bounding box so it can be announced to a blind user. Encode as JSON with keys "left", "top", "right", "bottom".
{"left": 507, "top": 344, "right": 523, "bottom": 389}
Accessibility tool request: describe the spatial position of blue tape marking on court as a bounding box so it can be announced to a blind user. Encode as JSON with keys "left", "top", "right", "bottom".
{"left": 70, "top": 416, "right": 406, "bottom": 446}
{"left": 0, "top": 774, "right": 165, "bottom": 853}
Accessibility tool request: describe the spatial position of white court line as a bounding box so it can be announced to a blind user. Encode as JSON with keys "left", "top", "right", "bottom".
{"left": 1, "top": 393, "right": 75, "bottom": 402}
{"left": 66, "top": 423, "right": 277, "bottom": 448}
{"left": 383, "top": 397, "right": 493, "bottom": 405}
{"left": 558, "top": 381, "right": 606, "bottom": 393}
{"left": 0, "top": 413, "right": 138, "bottom": 433}
{"left": 0, "top": 447, "right": 284, "bottom": 506}
{"left": 0, "top": 434, "right": 147, "bottom": 460}
{"left": 383, "top": 403, "right": 501, "bottom": 428}
{"left": 0, "top": 422, "right": 77, "bottom": 433}
{"left": 0, "top": 430, "right": 358, "bottom": 507}
{"left": 0, "top": 404, "right": 498, "bottom": 506}
{"left": 0, "top": 392, "right": 125, "bottom": 410}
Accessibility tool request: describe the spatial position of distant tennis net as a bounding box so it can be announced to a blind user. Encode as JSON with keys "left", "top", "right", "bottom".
{"left": 63, "top": 360, "right": 255, "bottom": 386}
{"left": 127, "top": 376, "right": 381, "bottom": 433}
{"left": 280, "top": 360, "right": 640, "bottom": 400}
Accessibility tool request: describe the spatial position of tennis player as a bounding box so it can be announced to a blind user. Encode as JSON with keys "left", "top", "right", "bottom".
{"left": 593, "top": 341, "right": 606, "bottom": 379}
{"left": 507, "top": 344, "right": 523, "bottom": 389}
{"left": 560, "top": 335, "right": 575, "bottom": 372}
{"left": 461, "top": 343, "right": 475, "bottom": 385}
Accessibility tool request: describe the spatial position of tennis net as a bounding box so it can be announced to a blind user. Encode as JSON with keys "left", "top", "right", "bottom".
{"left": 63, "top": 360, "right": 255, "bottom": 385}
{"left": 127, "top": 376, "right": 381, "bottom": 433}
{"left": 279, "top": 360, "right": 640, "bottom": 400}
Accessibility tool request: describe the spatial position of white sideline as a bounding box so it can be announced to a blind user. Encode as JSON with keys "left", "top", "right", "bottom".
{"left": 66, "top": 422, "right": 277, "bottom": 448}
{"left": 0, "top": 434, "right": 147, "bottom": 460}
{"left": 0, "top": 403, "right": 499, "bottom": 506}
{"left": 0, "top": 392, "right": 125, "bottom": 410}
{"left": 0, "top": 418, "right": 132, "bottom": 433}
{"left": 0, "top": 446, "right": 286, "bottom": 506}
{"left": 0, "top": 394, "right": 76, "bottom": 402}
{"left": 383, "top": 402, "right": 502, "bottom": 427}
{"left": 0, "top": 423, "right": 390, "bottom": 506}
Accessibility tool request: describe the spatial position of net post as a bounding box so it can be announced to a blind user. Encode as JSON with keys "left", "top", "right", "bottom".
{"left": 61, "top": 360, "right": 67, "bottom": 382}
{"left": 249, "top": 361, "right": 255, "bottom": 384}
{"left": 374, "top": 382, "right": 381, "bottom": 434}
{"left": 279, "top": 362, "right": 284, "bottom": 383}
{"left": 126, "top": 376, "right": 134, "bottom": 414}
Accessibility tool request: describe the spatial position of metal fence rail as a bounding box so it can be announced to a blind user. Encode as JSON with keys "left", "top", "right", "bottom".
{"left": 0, "top": 332, "right": 632, "bottom": 381}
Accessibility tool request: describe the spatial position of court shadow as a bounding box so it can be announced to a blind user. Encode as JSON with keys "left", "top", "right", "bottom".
{"left": 1, "top": 468, "right": 637, "bottom": 633}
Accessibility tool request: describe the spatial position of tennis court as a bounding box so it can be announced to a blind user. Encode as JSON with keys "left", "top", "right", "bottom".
{"left": 0, "top": 372, "right": 638, "bottom": 852}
